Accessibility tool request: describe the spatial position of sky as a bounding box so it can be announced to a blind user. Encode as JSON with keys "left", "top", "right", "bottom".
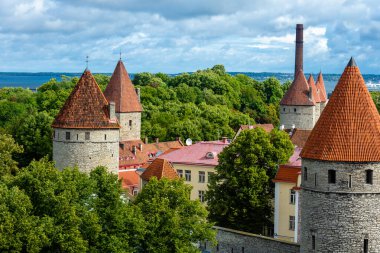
{"left": 0, "top": 0, "right": 379, "bottom": 74}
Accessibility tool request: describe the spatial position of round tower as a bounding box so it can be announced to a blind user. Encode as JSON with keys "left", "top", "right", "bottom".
{"left": 300, "top": 58, "right": 380, "bottom": 252}
{"left": 52, "top": 69, "right": 120, "bottom": 174}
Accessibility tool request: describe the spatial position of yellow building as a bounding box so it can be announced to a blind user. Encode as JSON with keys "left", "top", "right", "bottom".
{"left": 273, "top": 147, "right": 302, "bottom": 243}
{"left": 159, "top": 139, "right": 230, "bottom": 202}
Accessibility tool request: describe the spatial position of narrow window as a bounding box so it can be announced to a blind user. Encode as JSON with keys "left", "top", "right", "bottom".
{"left": 129, "top": 120, "right": 132, "bottom": 128}
{"left": 364, "top": 239, "right": 369, "bottom": 253}
{"left": 185, "top": 170, "right": 191, "bottom": 181}
{"left": 76, "top": 134, "right": 79, "bottom": 140}
{"left": 328, "top": 170, "right": 336, "bottom": 184}
{"left": 366, "top": 170, "right": 373, "bottom": 184}
{"left": 198, "top": 190, "right": 205, "bottom": 202}
{"left": 199, "top": 171, "right": 205, "bottom": 183}
{"left": 217, "top": 244, "right": 219, "bottom": 252}
{"left": 177, "top": 169, "right": 183, "bottom": 178}
{"left": 290, "top": 189, "right": 296, "bottom": 204}
{"left": 289, "top": 216, "right": 295, "bottom": 231}
{"left": 104, "top": 134, "right": 107, "bottom": 140}
{"left": 242, "top": 247, "right": 245, "bottom": 253}
{"left": 314, "top": 173, "right": 317, "bottom": 187}
{"left": 65, "top": 131, "right": 70, "bottom": 140}
{"left": 304, "top": 167, "right": 308, "bottom": 181}
{"left": 348, "top": 175, "right": 352, "bottom": 188}
{"left": 283, "top": 108, "right": 285, "bottom": 112}
{"left": 53, "top": 130, "right": 56, "bottom": 139}
{"left": 294, "top": 108, "right": 297, "bottom": 112}
{"left": 85, "top": 132, "right": 90, "bottom": 140}
{"left": 208, "top": 172, "right": 214, "bottom": 183}
{"left": 312, "top": 235, "right": 316, "bottom": 250}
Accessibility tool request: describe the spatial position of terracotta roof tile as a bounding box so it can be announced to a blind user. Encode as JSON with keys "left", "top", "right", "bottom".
{"left": 307, "top": 74, "right": 321, "bottom": 103}
{"left": 273, "top": 166, "right": 301, "bottom": 183}
{"left": 140, "top": 158, "right": 179, "bottom": 181}
{"left": 301, "top": 58, "right": 380, "bottom": 161}
{"left": 118, "top": 169, "right": 140, "bottom": 194}
{"left": 52, "top": 69, "right": 120, "bottom": 129}
{"left": 240, "top": 124, "right": 274, "bottom": 133}
{"left": 280, "top": 69, "right": 316, "bottom": 106}
{"left": 287, "top": 128, "right": 312, "bottom": 148}
{"left": 104, "top": 60, "right": 143, "bottom": 113}
{"left": 316, "top": 72, "right": 327, "bottom": 102}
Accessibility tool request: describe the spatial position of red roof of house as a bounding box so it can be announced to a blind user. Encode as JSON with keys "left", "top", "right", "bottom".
{"left": 280, "top": 70, "right": 316, "bottom": 106}
{"left": 104, "top": 60, "right": 143, "bottom": 113}
{"left": 52, "top": 69, "right": 120, "bottom": 129}
{"left": 140, "top": 158, "right": 179, "bottom": 181}
{"left": 307, "top": 74, "right": 321, "bottom": 103}
{"left": 287, "top": 128, "right": 312, "bottom": 148}
{"left": 239, "top": 124, "right": 274, "bottom": 133}
{"left": 273, "top": 166, "right": 301, "bottom": 183}
{"left": 119, "top": 169, "right": 140, "bottom": 193}
{"left": 316, "top": 72, "right": 327, "bottom": 102}
{"left": 159, "top": 140, "right": 229, "bottom": 166}
{"left": 119, "top": 140, "right": 184, "bottom": 168}
{"left": 301, "top": 58, "right": 380, "bottom": 161}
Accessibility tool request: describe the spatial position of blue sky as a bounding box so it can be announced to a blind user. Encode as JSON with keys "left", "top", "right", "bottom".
{"left": 0, "top": 0, "right": 379, "bottom": 74}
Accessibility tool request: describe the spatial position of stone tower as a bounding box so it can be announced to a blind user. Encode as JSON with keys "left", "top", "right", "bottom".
{"left": 104, "top": 60, "right": 143, "bottom": 141}
{"left": 300, "top": 58, "right": 380, "bottom": 252}
{"left": 52, "top": 69, "right": 120, "bottom": 174}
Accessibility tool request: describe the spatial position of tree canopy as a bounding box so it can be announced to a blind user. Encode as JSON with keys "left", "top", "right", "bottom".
{"left": 206, "top": 127, "right": 294, "bottom": 233}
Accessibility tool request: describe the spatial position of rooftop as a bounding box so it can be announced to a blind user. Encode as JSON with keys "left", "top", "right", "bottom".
{"left": 140, "top": 158, "right": 179, "bottom": 181}
{"left": 316, "top": 72, "right": 327, "bottom": 102}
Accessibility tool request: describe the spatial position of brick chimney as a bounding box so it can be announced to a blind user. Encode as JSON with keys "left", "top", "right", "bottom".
{"left": 295, "top": 24, "right": 303, "bottom": 77}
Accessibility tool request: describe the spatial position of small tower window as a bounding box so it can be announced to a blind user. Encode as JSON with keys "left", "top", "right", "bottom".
{"left": 294, "top": 108, "right": 297, "bottom": 112}
{"left": 65, "top": 132, "right": 71, "bottom": 140}
{"left": 76, "top": 134, "right": 79, "bottom": 140}
{"left": 328, "top": 170, "right": 336, "bottom": 184}
{"left": 366, "top": 170, "right": 373, "bottom": 184}
{"left": 348, "top": 174, "right": 352, "bottom": 188}
{"left": 104, "top": 134, "right": 107, "bottom": 140}
{"left": 304, "top": 167, "right": 308, "bottom": 181}
{"left": 283, "top": 108, "right": 285, "bottom": 112}
{"left": 312, "top": 235, "right": 316, "bottom": 250}
{"left": 129, "top": 120, "right": 132, "bottom": 128}
{"left": 85, "top": 132, "right": 90, "bottom": 140}
{"left": 314, "top": 173, "right": 317, "bottom": 187}
{"left": 364, "top": 239, "right": 369, "bottom": 253}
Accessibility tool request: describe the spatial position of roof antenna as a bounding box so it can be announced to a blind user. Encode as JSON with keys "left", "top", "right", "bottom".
{"left": 86, "top": 55, "right": 89, "bottom": 69}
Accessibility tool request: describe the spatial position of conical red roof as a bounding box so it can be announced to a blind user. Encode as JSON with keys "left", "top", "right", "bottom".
{"left": 307, "top": 74, "right": 321, "bottom": 103}
{"left": 141, "top": 158, "right": 179, "bottom": 181}
{"left": 301, "top": 58, "right": 380, "bottom": 162}
{"left": 104, "top": 60, "right": 143, "bottom": 113}
{"left": 52, "top": 69, "right": 120, "bottom": 129}
{"left": 316, "top": 72, "right": 327, "bottom": 102}
{"left": 280, "top": 70, "right": 316, "bottom": 106}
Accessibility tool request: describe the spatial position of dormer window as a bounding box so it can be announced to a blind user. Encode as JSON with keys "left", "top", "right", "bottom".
{"left": 206, "top": 152, "right": 215, "bottom": 159}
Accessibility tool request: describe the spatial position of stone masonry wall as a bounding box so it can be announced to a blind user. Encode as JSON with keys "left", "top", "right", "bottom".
{"left": 300, "top": 159, "right": 380, "bottom": 253}
{"left": 53, "top": 128, "right": 119, "bottom": 174}
{"left": 205, "top": 226, "right": 300, "bottom": 253}
{"left": 280, "top": 105, "right": 316, "bottom": 130}
{"left": 117, "top": 112, "right": 141, "bottom": 141}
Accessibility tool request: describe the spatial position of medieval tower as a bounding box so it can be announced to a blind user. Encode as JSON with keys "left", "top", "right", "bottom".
{"left": 103, "top": 60, "right": 143, "bottom": 142}
{"left": 52, "top": 69, "right": 120, "bottom": 173}
{"left": 300, "top": 58, "right": 380, "bottom": 252}
{"left": 280, "top": 24, "right": 327, "bottom": 130}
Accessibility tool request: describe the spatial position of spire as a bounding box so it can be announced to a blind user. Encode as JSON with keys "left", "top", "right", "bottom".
{"left": 316, "top": 71, "right": 327, "bottom": 102}
{"left": 301, "top": 58, "right": 380, "bottom": 162}
{"left": 104, "top": 60, "right": 143, "bottom": 113}
{"left": 347, "top": 56, "right": 357, "bottom": 67}
{"left": 280, "top": 69, "right": 316, "bottom": 106}
{"left": 52, "top": 69, "right": 120, "bottom": 129}
{"left": 307, "top": 74, "right": 321, "bottom": 103}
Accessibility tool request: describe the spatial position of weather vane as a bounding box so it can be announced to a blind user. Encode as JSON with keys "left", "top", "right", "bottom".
{"left": 119, "top": 50, "right": 122, "bottom": 61}
{"left": 86, "top": 55, "right": 89, "bottom": 69}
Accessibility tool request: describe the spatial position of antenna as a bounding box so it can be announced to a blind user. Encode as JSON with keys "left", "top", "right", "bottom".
{"left": 185, "top": 138, "right": 192, "bottom": 146}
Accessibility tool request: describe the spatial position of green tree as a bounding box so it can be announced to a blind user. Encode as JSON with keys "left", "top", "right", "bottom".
{"left": 207, "top": 128, "right": 293, "bottom": 233}
{"left": 135, "top": 177, "right": 216, "bottom": 252}
{"left": 0, "top": 134, "right": 23, "bottom": 178}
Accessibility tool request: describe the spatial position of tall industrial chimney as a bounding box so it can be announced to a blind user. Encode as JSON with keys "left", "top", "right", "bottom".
{"left": 294, "top": 24, "right": 303, "bottom": 77}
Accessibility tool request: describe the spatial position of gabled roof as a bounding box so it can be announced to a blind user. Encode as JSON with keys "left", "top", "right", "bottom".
{"left": 239, "top": 124, "right": 274, "bottom": 133}
{"left": 307, "top": 74, "right": 321, "bottom": 103}
{"left": 52, "top": 69, "right": 120, "bottom": 129}
{"left": 104, "top": 60, "right": 143, "bottom": 113}
{"left": 301, "top": 57, "right": 380, "bottom": 162}
{"left": 273, "top": 166, "right": 301, "bottom": 183}
{"left": 140, "top": 158, "right": 178, "bottom": 181}
{"left": 316, "top": 71, "right": 327, "bottom": 102}
{"left": 286, "top": 128, "right": 312, "bottom": 148}
{"left": 280, "top": 69, "right": 316, "bottom": 106}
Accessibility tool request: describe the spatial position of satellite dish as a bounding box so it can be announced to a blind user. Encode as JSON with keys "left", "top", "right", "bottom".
{"left": 185, "top": 138, "right": 192, "bottom": 146}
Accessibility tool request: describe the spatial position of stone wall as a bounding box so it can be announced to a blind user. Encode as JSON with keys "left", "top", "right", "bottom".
{"left": 117, "top": 112, "right": 141, "bottom": 141}
{"left": 205, "top": 226, "right": 300, "bottom": 253}
{"left": 53, "top": 128, "right": 119, "bottom": 174}
{"left": 280, "top": 105, "right": 316, "bottom": 130}
{"left": 300, "top": 159, "right": 380, "bottom": 253}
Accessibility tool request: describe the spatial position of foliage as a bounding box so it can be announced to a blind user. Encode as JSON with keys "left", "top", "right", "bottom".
{"left": 0, "top": 134, "right": 23, "bottom": 178}
{"left": 135, "top": 177, "right": 216, "bottom": 252}
{"left": 206, "top": 127, "right": 293, "bottom": 233}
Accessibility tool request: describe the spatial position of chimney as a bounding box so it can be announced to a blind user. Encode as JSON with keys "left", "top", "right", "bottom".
{"left": 222, "top": 137, "right": 228, "bottom": 143}
{"left": 144, "top": 136, "right": 148, "bottom": 144}
{"left": 132, "top": 145, "right": 136, "bottom": 155}
{"left": 135, "top": 88, "right": 141, "bottom": 103}
{"left": 295, "top": 24, "right": 303, "bottom": 77}
{"left": 109, "top": 101, "right": 116, "bottom": 121}
{"left": 138, "top": 143, "right": 143, "bottom": 152}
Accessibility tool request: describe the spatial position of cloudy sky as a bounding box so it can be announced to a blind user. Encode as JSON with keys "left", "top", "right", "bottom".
{"left": 0, "top": 0, "right": 379, "bottom": 73}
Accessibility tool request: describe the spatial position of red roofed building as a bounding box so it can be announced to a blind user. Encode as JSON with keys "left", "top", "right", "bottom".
{"left": 52, "top": 69, "right": 120, "bottom": 173}
{"left": 159, "top": 139, "right": 230, "bottom": 202}
{"left": 140, "top": 158, "right": 178, "bottom": 183}
{"left": 119, "top": 169, "right": 140, "bottom": 196}
{"left": 234, "top": 124, "right": 274, "bottom": 140}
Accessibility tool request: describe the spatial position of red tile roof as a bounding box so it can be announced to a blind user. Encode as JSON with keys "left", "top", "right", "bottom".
{"left": 288, "top": 129, "right": 312, "bottom": 148}
{"left": 301, "top": 58, "right": 380, "bottom": 162}
{"left": 239, "top": 124, "right": 274, "bottom": 133}
{"left": 119, "top": 169, "right": 140, "bottom": 194}
{"left": 280, "top": 70, "right": 316, "bottom": 106}
{"left": 316, "top": 72, "right": 327, "bottom": 102}
{"left": 307, "top": 74, "right": 321, "bottom": 103}
{"left": 119, "top": 140, "right": 184, "bottom": 168}
{"left": 273, "top": 166, "right": 301, "bottom": 183}
{"left": 159, "top": 140, "right": 229, "bottom": 166}
{"left": 104, "top": 60, "right": 143, "bottom": 113}
{"left": 52, "top": 69, "right": 120, "bottom": 129}
{"left": 140, "top": 158, "right": 179, "bottom": 181}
